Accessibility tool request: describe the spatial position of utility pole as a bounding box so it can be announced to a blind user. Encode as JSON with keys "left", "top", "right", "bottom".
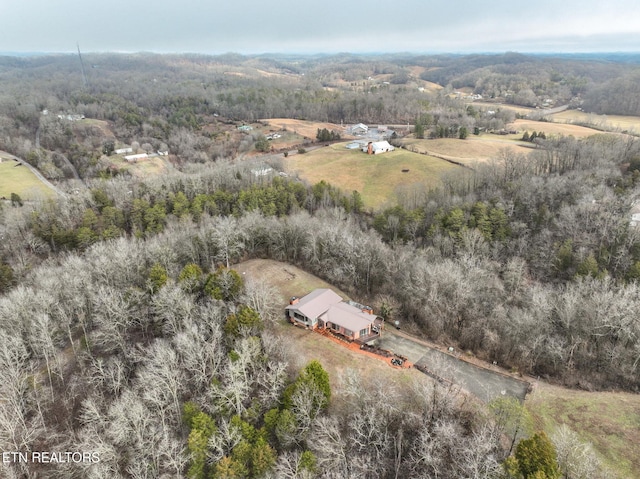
{"left": 77, "top": 43, "right": 89, "bottom": 88}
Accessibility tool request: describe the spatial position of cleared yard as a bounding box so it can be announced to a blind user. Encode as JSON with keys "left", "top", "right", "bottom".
{"left": 234, "top": 258, "right": 351, "bottom": 306}
{"left": 0, "top": 158, "right": 54, "bottom": 200}
{"left": 284, "top": 142, "right": 459, "bottom": 209}
{"left": 526, "top": 381, "right": 640, "bottom": 479}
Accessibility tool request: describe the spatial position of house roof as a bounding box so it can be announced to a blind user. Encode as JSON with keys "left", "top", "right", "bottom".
{"left": 361, "top": 141, "right": 394, "bottom": 153}
{"left": 285, "top": 288, "right": 343, "bottom": 319}
{"left": 371, "top": 141, "right": 393, "bottom": 150}
{"left": 320, "top": 302, "right": 376, "bottom": 332}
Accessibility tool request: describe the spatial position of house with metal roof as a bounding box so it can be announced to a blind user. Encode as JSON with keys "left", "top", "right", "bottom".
{"left": 362, "top": 140, "right": 395, "bottom": 155}
{"left": 285, "top": 288, "right": 381, "bottom": 343}
{"left": 349, "top": 123, "right": 369, "bottom": 135}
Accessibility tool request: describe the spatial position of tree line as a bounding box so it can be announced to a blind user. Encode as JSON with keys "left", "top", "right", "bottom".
{"left": 0, "top": 199, "right": 611, "bottom": 477}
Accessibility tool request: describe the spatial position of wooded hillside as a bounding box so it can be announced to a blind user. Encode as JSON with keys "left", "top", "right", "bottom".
{"left": 1, "top": 52, "right": 638, "bottom": 478}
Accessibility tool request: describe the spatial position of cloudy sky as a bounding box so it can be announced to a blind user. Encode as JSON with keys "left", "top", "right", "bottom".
{"left": 2, "top": 0, "right": 639, "bottom": 54}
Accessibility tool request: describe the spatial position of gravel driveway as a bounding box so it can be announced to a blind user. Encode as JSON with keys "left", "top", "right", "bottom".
{"left": 376, "top": 330, "right": 530, "bottom": 403}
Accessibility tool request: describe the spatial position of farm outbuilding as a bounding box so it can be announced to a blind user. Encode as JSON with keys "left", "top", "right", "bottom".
{"left": 362, "top": 141, "right": 395, "bottom": 155}
{"left": 350, "top": 123, "right": 369, "bottom": 135}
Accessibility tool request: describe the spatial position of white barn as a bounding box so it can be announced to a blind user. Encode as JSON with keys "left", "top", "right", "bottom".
{"left": 362, "top": 141, "right": 395, "bottom": 155}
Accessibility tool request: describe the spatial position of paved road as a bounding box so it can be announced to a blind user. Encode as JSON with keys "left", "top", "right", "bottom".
{"left": 376, "top": 330, "right": 530, "bottom": 403}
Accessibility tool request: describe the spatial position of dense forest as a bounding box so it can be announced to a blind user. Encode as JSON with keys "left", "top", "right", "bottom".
{"left": 1, "top": 52, "right": 639, "bottom": 478}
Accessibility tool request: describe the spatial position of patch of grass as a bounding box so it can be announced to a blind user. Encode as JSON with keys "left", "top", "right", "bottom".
{"left": 285, "top": 142, "right": 459, "bottom": 209}
{"left": 550, "top": 110, "right": 640, "bottom": 134}
{"left": 402, "top": 137, "right": 534, "bottom": 165}
{"left": 262, "top": 118, "right": 348, "bottom": 140}
{"left": 234, "top": 258, "right": 433, "bottom": 410}
{"left": 105, "top": 155, "right": 172, "bottom": 178}
{"left": 511, "top": 119, "right": 606, "bottom": 138}
{"left": 234, "top": 258, "right": 351, "bottom": 307}
{"left": 0, "top": 159, "right": 54, "bottom": 200}
{"left": 526, "top": 382, "right": 640, "bottom": 478}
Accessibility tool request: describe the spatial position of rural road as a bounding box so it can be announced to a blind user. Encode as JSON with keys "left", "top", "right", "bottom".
{"left": 376, "top": 329, "right": 530, "bottom": 402}
{"left": 541, "top": 104, "right": 569, "bottom": 115}
{"left": 0, "top": 150, "right": 66, "bottom": 197}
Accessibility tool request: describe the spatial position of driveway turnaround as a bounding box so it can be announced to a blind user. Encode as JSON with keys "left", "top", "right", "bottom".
{"left": 376, "top": 330, "right": 530, "bottom": 403}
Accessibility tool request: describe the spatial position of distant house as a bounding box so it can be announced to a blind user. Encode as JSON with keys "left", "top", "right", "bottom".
{"left": 57, "top": 113, "right": 85, "bottom": 121}
{"left": 251, "top": 166, "right": 274, "bottom": 177}
{"left": 124, "top": 153, "right": 148, "bottom": 163}
{"left": 350, "top": 123, "right": 369, "bottom": 135}
{"left": 115, "top": 147, "right": 133, "bottom": 155}
{"left": 285, "top": 288, "right": 382, "bottom": 343}
{"left": 238, "top": 125, "right": 253, "bottom": 132}
{"left": 362, "top": 141, "right": 395, "bottom": 155}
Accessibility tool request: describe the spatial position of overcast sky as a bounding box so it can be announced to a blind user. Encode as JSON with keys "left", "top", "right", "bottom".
{"left": 2, "top": 0, "right": 639, "bottom": 54}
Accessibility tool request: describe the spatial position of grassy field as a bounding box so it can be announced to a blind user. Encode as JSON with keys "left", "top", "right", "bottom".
{"left": 284, "top": 142, "right": 459, "bottom": 209}
{"left": 550, "top": 110, "right": 640, "bottom": 134}
{"left": 402, "top": 136, "right": 534, "bottom": 165}
{"left": 470, "top": 101, "right": 536, "bottom": 116}
{"left": 511, "top": 118, "right": 613, "bottom": 138}
{"left": 526, "top": 381, "right": 640, "bottom": 479}
{"left": 0, "top": 158, "right": 54, "bottom": 200}
{"left": 262, "top": 118, "right": 350, "bottom": 140}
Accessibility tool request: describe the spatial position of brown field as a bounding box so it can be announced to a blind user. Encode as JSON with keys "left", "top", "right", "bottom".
{"left": 420, "top": 80, "right": 443, "bottom": 92}
{"left": 104, "top": 155, "right": 175, "bottom": 178}
{"left": 76, "top": 118, "right": 116, "bottom": 138}
{"left": 471, "top": 102, "right": 536, "bottom": 116}
{"left": 284, "top": 142, "right": 459, "bottom": 209}
{"left": 526, "top": 381, "right": 640, "bottom": 479}
{"left": 262, "top": 118, "right": 350, "bottom": 140}
{"left": 510, "top": 119, "right": 606, "bottom": 138}
{"left": 550, "top": 110, "right": 640, "bottom": 134}
{"left": 234, "top": 258, "right": 351, "bottom": 306}
{"left": 402, "top": 136, "right": 534, "bottom": 165}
